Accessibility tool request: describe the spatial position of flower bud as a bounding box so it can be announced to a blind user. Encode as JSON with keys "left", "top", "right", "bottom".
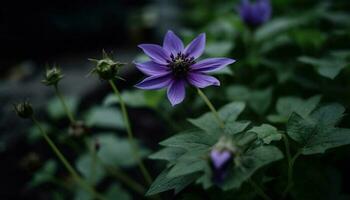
{"left": 68, "top": 121, "right": 90, "bottom": 137}
{"left": 42, "top": 66, "right": 64, "bottom": 86}
{"left": 238, "top": 0, "right": 272, "bottom": 28}
{"left": 14, "top": 101, "right": 34, "bottom": 119}
{"left": 209, "top": 136, "right": 238, "bottom": 184}
{"left": 89, "top": 51, "right": 126, "bottom": 81}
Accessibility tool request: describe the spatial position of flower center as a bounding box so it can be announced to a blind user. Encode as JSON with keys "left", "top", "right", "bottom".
{"left": 168, "top": 53, "right": 195, "bottom": 78}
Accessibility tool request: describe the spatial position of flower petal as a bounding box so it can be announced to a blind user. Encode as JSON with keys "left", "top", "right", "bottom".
{"left": 187, "top": 72, "right": 220, "bottom": 88}
{"left": 135, "top": 73, "right": 172, "bottom": 90}
{"left": 184, "top": 33, "right": 206, "bottom": 59}
{"left": 134, "top": 61, "right": 170, "bottom": 76}
{"left": 210, "top": 149, "right": 232, "bottom": 169}
{"left": 163, "top": 30, "right": 184, "bottom": 55}
{"left": 138, "top": 44, "right": 170, "bottom": 65}
{"left": 190, "top": 58, "right": 236, "bottom": 72}
{"left": 167, "top": 79, "right": 186, "bottom": 106}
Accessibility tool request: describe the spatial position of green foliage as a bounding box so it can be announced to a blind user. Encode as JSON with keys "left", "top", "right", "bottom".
{"left": 268, "top": 95, "right": 321, "bottom": 123}
{"left": 103, "top": 90, "right": 165, "bottom": 108}
{"left": 85, "top": 106, "right": 125, "bottom": 129}
{"left": 222, "top": 146, "right": 283, "bottom": 190}
{"left": 47, "top": 96, "right": 79, "bottom": 120}
{"left": 96, "top": 133, "right": 150, "bottom": 167}
{"left": 247, "top": 124, "right": 282, "bottom": 144}
{"left": 29, "top": 160, "right": 57, "bottom": 187}
{"left": 287, "top": 104, "right": 350, "bottom": 155}
{"left": 298, "top": 54, "right": 349, "bottom": 79}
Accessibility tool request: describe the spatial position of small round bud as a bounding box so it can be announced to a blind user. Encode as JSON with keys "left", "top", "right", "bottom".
{"left": 89, "top": 51, "right": 126, "bottom": 81}
{"left": 68, "top": 121, "right": 90, "bottom": 137}
{"left": 14, "top": 101, "right": 34, "bottom": 118}
{"left": 42, "top": 66, "right": 64, "bottom": 86}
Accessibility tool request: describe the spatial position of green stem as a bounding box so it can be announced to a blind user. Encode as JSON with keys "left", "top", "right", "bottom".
{"left": 85, "top": 139, "right": 97, "bottom": 185}
{"left": 31, "top": 117, "right": 106, "bottom": 200}
{"left": 54, "top": 84, "right": 76, "bottom": 123}
{"left": 108, "top": 80, "right": 153, "bottom": 185}
{"left": 249, "top": 179, "right": 272, "bottom": 200}
{"left": 197, "top": 88, "right": 225, "bottom": 129}
{"left": 282, "top": 149, "right": 302, "bottom": 198}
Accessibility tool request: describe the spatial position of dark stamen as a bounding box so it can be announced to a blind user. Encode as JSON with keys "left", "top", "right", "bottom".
{"left": 168, "top": 53, "right": 195, "bottom": 78}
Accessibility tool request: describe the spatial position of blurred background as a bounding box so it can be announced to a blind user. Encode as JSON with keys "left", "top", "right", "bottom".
{"left": 1, "top": 0, "right": 350, "bottom": 199}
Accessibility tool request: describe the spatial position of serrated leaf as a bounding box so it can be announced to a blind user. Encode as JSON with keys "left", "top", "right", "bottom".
{"left": 167, "top": 148, "right": 208, "bottom": 178}
{"left": 268, "top": 95, "right": 321, "bottom": 123}
{"left": 167, "top": 159, "right": 207, "bottom": 178}
{"left": 188, "top": 102, "right": 246, "bottom": 132}
{"left": 159, "top": 130, "right": 217, "bottom": 151}
{"left": 85, "top": 107, "right": 125, "bottom": 129}
{"left": 146, "top": 168, "right": 200, "bottom": 196}
{"left": 149, "top": 147, "right": 187, "bottom": 162}
{"left": 225, "top": 121, "right": 251, "bottom": 135}
{"left": 287, "top": 103, "right": 350, "bottom": 155}
{"left": 222, "top": 146, "right": 283, "bottom": 190}
{"left": 248, "top": 124, "right": 282, "bottom": 144}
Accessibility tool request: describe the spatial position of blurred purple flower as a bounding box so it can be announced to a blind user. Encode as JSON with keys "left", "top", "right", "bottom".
{"left": 238, "top": 0, "right": 272, "bottom": 28}
{"left": 210, "top": 149, "right": 233, "bottom": 183}
{"left": 135, "top": 31, "right": 236, "bottom": 106}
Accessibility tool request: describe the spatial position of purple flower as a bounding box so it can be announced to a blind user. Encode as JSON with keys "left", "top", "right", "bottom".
{"left": 135, "top": 31, "right": 236, "bottom": 106}
{"left": 210, "top": 149, "right": 233, "bottom": 183}
{"left": 238, "top": 0, "right": 272, "bottom": 28}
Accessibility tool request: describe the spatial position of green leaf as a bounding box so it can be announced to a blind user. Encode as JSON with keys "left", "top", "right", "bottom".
{"left": 248, "top": 88, "right": 272, "bottom": 115}
{"left": 149, "top": 147, "right": 187, "bottom": 162}
{"left": 248, "top": 124, "right": 282, "bottom": 144}
{"left": 205, "top": 41, "right": 234, "bottom": 57}
{"left": 146, "top": 168, "right": 200, "bottom": 196}
{"left": 225, "top": 121, "right": 251, "bottom": 135}
{"left": 287, "top": 104, "right": 350, "bottom": 155}
{"left": 167, "top": 148, "right": 208, "bottom": 178}
{"left": 160, "top": 130, "right": 217, "bottom": 151}
{"left": 103, "top": 90, "right": 165, "bottom": 108}
{"left": 97, "top": 133, "right": 150, "bottom": 167}
{"left": 47, "top": 96, "right": 79, "bottom": 120}
{"left": 188, "top": 102, "right": 246, "bottom": 132}
{"left": 85, "top": 107, "right": 125, "bottom": 129}
{"left": 298, "top": 56, "right": 348, "bottom": 79}
{"left": 29, "top": 160, "right": 57, "bottom": 187}
{"left": 76, "top": 154, "right": 105, "bottom": 185}
{"left": 226, "top": 86, "right": 272, "bottom": 115}
{"left": 222, "top": 146, "right": 283, "bottom": 190}
{"left": 268, "top": 95, "right": 321, "bottom": 123}
{"left": 105, "top": 184, "right": 131, "bottom": 200}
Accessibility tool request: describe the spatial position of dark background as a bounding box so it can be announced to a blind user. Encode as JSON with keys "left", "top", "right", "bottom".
{"left": 1, "top": 0, "right": 350, "bottom": 199}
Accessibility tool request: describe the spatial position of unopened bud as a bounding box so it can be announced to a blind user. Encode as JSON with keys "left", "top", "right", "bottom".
{"left": 42, "top": 66, "right": 64, "bottom": 86}
{"left": 14, "top": 101, "right": 34, "bottom": 119}
{"left": 209, "top": 136, "right": 238, "bottom": 184}
{"left": 89, "top": 50, "right": 126, "bottom": 81}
